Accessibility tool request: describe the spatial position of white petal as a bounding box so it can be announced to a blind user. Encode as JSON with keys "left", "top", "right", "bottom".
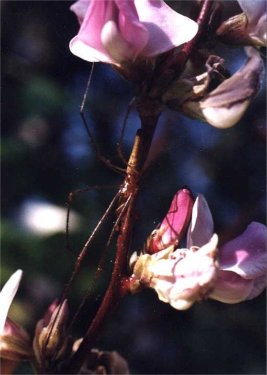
{"left": 0, "top": 270, "right": 23, "bottom": 334}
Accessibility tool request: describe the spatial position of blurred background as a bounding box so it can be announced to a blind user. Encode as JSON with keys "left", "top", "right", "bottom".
{"left": 1, "top": 1, "right": 266, "bottom": 374}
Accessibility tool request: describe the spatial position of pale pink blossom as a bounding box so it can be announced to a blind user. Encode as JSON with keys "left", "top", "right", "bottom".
{"left": 132, "top": 195, "right": 219, "bottom": 310}
{"left": 131, "top": 192, "right": 266, "bottom": 310}
{"left": 69, "top": 0, "right": 198, "bottom": 65}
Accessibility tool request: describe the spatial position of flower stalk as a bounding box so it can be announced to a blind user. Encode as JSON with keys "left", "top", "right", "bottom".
{"left": 67, "top": 109, "right": 160, "bottom": 373}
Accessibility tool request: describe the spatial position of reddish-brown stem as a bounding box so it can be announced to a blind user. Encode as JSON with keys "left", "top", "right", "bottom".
{"left": 175, "top": 0, "right": 214, "bottom": 71}
{"left": 67, "top": 110, "right": 160, "bottom": 374}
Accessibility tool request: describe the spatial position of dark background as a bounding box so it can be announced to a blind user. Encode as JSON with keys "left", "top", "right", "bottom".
{"left": 1, "top": 1, "right": 266, "bottom": 374}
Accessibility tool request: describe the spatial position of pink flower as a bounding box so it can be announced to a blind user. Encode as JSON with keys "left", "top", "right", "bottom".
{"left": 69, "top": 0, "right": 198, "bottom": 65}
{"left": 131, "top": 194, "right": 219, "bottom": 310}
{"left": 131, "top": 192, "right": 266, "bottom": 310}
{"left": 187, "top": 196, "right": 267, "bottom": 303}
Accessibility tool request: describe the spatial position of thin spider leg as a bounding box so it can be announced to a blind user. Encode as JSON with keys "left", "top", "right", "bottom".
{"left": 65, "top": 184, "right": 120, "bottom": 253}
{"left": 106, "top": 194, "right": 132, "bottom": 248}
{"left": 80, "top": 65, "right": 126, "bottom": 174}
{"left": 45, "top": 189, "right": 121, "bottom": 352}
{"left": 116, "top": 97, "right": 136, "bottom": 165}
{"left": 68, "top": 194, "right": 132, "bottom": 332}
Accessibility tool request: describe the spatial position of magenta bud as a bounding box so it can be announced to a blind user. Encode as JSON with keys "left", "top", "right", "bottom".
{"left": 146, "top": 188, "right": 194, "bottom": 254}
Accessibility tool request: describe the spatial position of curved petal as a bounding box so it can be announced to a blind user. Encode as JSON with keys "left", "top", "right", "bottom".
{"left": 160, "top": 189, "right": 193, "bottom": 248}
{"left": 70, "top": 0, "right": 90, "bottom": 25}
{"left": 219, "top": 222, "right": 267, "bottom": 279}
{"left": 101, "top": 20, "right": 134, "bottom": 63}
{"left": 70, "top": 0, "right": 198, "bottom": 63}
{"left": 70, "top": 0, "right": 117, "bottom": 63}
{"left": 134, "top": 0, "right": 198, "bottom": 56}
{"left": 147, "top": 189, "right": 193, "bottom": 253}
{"left": 70, "top": 37, "right": 114, "bottom": 63}
{"left": 210, "top": 270, "right": 253, "bottom": 303}
{"left": 251, "top": 13, "right": 267, "bottom": 45}
{"left": 116, "top": 0, "right": 149, "bottom": 59}
{"left": 0, "top": 270, "right": 23, "bottom": 334}
{"left": 186, "top": 194, "right": 214, "bottom": 248}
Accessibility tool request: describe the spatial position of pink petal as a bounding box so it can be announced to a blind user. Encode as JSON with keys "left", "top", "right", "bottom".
{"left": 70, "top": 0, "right": 90, "bottom": 25}
{"left": 160, "top": 188, "right": 194, "bottom": 248}
{"left": 219, "top": 222, "right": 267, "bottom": 279}
{"left": 70, "top": 0, "right": 198, "bottom": 64}
{"left": 115, "top": 0, "right": 149, "bottom": 59}
{"left": 101, "top": 20, "right": 134, "bottom": 62}
{"left": 3, "top": 318, "right": 30, "bottom": 343}
{"left": 210, "top": 270, "right": 253, "bottom": 303}
{"left": 70, "top": 0, "right": 118, "bottom": 63}
{"left": 134, "top": 0, "right": 198, "bottom": 56}
{"left": 186, "top": 195, "right": 214, "bottom": 248}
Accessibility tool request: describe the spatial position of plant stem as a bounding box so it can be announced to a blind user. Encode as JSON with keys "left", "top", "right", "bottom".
{"left": 176, "top": 0, "right": 214, "bottom": 70}
{"left": 67, "top": 104, "right": 161, "bottom": 374}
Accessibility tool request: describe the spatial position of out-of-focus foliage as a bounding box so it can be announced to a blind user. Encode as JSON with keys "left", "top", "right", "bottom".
{"left": 1, "top": 1, "right": 266, "bottom": 374}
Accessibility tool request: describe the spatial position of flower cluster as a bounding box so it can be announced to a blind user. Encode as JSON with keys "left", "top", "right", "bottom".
{"left": 70, "top": 0, "right": 266, "bottom": 130}
{"left": 130, "top": 190, "right": 266, "bottom": 310}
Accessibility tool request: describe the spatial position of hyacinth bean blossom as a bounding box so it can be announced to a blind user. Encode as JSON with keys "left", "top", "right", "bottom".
{"left": 69, "top": 0, "right": 198, "bottom": 65}
{"left": 131, "top": 193, "right": 267, "bottom": 310}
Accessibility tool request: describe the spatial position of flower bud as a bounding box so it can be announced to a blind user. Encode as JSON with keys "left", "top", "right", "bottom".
{"left": 216, "top": 13, "right": 257, "bottom": 46}
{"left": 146, "top": 188, "right": 194, "bottom": 254}
{"left": 33, "top": 300, "right": 73, "bottom": 372}
{"left": 217, "top": 0, "right": 267, "bottom": 48}
{"left": 0, "top": 318, "right": 33, "bottom": 374}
